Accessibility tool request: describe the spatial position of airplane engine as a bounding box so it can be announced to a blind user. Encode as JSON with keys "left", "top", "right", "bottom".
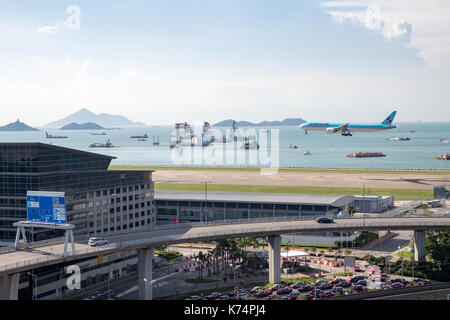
{"left": 326, "top": 127, "right": 338, "bottom": 134}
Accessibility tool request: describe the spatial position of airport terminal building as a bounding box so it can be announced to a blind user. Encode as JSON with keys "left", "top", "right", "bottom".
{"left": 0, "top": 143, "right": 155, "bottom": 244}
{"left": 154, "top": 190, "right": 356, "bottom": 224}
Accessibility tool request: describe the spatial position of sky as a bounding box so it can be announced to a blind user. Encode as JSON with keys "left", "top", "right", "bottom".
{"left": 0, "top": 0, "right": 449, "bottom": 126}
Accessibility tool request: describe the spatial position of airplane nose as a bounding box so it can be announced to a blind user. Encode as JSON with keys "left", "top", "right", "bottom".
{"left": 299, "top": 123, "right": 306, "bottom": 129}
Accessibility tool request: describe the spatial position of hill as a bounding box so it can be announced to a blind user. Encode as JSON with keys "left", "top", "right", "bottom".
{"left": 46, "top": 108, "right": 146, "bottom": 128}
{"left": 213, "top": 118, "right": 306, "bottom": 127}
{"left": 0, "top": 119, "right": 38, "bottom": 131}
{"left": 60, "top": 122, "right": 105, "bottom": 130}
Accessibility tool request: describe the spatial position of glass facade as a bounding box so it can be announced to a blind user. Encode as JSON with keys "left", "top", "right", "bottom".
{"left": 0, "top": 143, "right": 154, "bottom": 242}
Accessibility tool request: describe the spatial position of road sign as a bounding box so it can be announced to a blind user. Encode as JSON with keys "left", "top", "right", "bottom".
{"left": 26, "top": 191, "right": 66, "bottom": 224}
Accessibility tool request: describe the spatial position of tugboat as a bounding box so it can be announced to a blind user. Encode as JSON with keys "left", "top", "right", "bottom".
{"left": 223, "top": 120, "right": 245, "bottom": 142}
{"left": 289, "top": 143, "right": 298, "bottom": 149}
{"left": 436, "top": 153, "right": 450, "bottom": 160}
{"left": 440, "top": 139, "right": 449, "bottom": 144}
{"left": 304, "top": 150, "right": 311, "bottom": 155}
{"left": 89, "top": 139, "right": 115, "bottom": 148}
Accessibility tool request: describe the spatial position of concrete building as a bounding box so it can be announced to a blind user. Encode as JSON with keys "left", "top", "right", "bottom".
{"left": 351, "top": 195, "right": 394, "bottom": 213}
{"left": 154, "top": 190, "right": 355, "bottom": 224}
{"left": 0, "top": 143, "right": 155, "bottom": 244}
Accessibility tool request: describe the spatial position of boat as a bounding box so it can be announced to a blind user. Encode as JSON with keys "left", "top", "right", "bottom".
{"left": 131, "top": 134, "right": 148, "bottom": 139}
{"left": 170, "top": 122, "right": 214, "bottom": 148}
{"left": 289, "top": 144, "right": 298, "bottom": 149}
{"left": 137, "top": 138, "right": 147, "bottom": 141}
{"left": 436, "top": 153, "right": 450, "bottom": 160}
{"left": 90, "top": 132, "right": 106, "bottom": 136}
{"left": 45, "top": 132, "right": 68, "bottom": 139}
{"left": 409, "top": 130, "right": 416, "bottom": 133}
{"left": 440, "top": 139, "right": 449, "bottom": 144}
{"left": 241, "top": 136, "right": 259, "bottom": 149}
{"left": 386, "top": 136, "right": 410, "bottom": 141}
{"left": 89, "top": 139, "right": 115, "bottom": 148}
{"left": 304, "top": 151, "right": 311, "bottom": 155}
{"left": 347, "top": 152, "right": 386, "bottom": 158}
{"left": 222, "top": 120, "right": 245, "bottom": 142}
{"left": 153, "top": 136, "right": 160, "bottom": 145}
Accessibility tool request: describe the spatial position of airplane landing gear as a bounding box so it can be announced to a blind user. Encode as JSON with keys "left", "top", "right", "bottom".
{"left": 342, "top": 131, "right": 352, "bottom": 136}
{"left": 305, "top": 130, "right": 308, "bottom": 135}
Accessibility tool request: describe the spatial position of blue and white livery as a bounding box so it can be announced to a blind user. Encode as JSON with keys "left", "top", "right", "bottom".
{"left": 299, "top": 111, "right": 397, "bottom": 136}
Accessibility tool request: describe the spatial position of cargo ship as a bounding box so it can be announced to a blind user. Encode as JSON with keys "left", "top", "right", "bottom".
{"left": 89, "top": 139, "right": 115, "bottom": 148}
{"left": 347, "top": 152, "right": 386, "bottom": 158}
{"left": 436, "top": 153, "right": 450, "bottom": 160}
{"left": 45, "top": 132, "right": 68, "bottom": 139}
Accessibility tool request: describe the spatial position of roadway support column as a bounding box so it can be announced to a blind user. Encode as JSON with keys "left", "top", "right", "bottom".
{"left": 0, "top": 273, "right": 20, "bottom": 300}
{"left": 414, "top": 230, "right": 426, "bottom": 262}
{"left": 138, "top": 248, "right": 154, "bottom": 300}
{"left": 268, "top": 235, "right": 281, "bottom": 284}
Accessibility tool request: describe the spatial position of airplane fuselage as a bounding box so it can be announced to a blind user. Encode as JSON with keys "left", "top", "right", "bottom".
{"left": 300, "top": 123, "right": 396, "bottom": 133}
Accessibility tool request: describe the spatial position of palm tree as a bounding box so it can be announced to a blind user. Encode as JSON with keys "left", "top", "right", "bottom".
{"left": 198, "top": 251, "right": 205, "bottom": 279}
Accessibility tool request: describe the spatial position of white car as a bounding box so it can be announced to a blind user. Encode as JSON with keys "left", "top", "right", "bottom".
{"left": 88, "top": 237, "right": 108, "bottom": 246}
{"left": 238, "top": 293, "right": 249, "bottom": 299}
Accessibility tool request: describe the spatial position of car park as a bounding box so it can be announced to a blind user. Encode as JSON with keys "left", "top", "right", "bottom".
{"left": 88, "top": 237, "right": 108, "bottom": 246}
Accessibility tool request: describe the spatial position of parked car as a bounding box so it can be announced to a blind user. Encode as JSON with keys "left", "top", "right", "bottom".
{"left": 319, "top": 283, "right": 333, "bottom": 290}
{"left": 238, "top": 293, "right": 249, "bottom": 299}
{"left": 319, "top": 290, "right": 334, "bottom": 298}
{"left": 353, "top": 285, "right": 367, "bottom": 292}
{"left": 316, "top": 217, "right": 334, "bottom": 224}
{"left": 414, "top": 278, "right": 431, "bottom": 285}
{"left": 290, "top": 281, "right": 305, "bottom": 289}
{"left": 339, "top": 281, "right": 351, "bottom": 288}
{"left": 250, "top": 286, "right": 263, "bottom": 294}
{"left": 390, "top": 282, "right": 405, "bottom": 288}
{"left": 356, "top": 279, "right": 367, "bottom": 286}
{"left": 332, "top": 286, "right": 345, "bottom": 295}
{"left": 287, "top": 292, "right": 300, "bottom": 300}
{"left": 88, "top": 237, "right": 108, "bottom": 246}
{"left": 350, "top": 275, "right": 366, "bottom": 283}
{"left": 206, "top": 292, "right": 221, "bottom": 300}
{"left": 264, "top": 294, "right": 277, "bottom": 300}
{"left": 276, "top": 287, "right": 292, "bottom": 295}
{"left": 354, "top": 266, "right": 362, "bottom": 272}
{"left": 330, "top": 278, "right": 344, "bottom": 285}
{"left": 298, "top": 285, "right": 314, "bottom": 292}
{"left": 269, "top": 284, "right": 284, "bottom": 291}
{"left": 189, "top": 295, "right": 202, "bottom": 300}
{"left": 304, "top": 292, "right": 315, "bottom": 300}
{"left": 256, "top": 290, "right": 270, "bottom": 298}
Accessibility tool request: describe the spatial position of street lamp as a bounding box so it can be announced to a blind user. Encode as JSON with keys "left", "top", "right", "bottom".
{"left": 27, "top": 272, "right": 37, "bottom": 301}
{"left": 229, "top": 263, "right": 240, "bottom": 300}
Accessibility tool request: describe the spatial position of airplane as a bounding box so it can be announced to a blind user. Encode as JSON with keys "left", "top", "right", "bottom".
{"left": 299, "top": 111, "right": 397, "bottom": 136}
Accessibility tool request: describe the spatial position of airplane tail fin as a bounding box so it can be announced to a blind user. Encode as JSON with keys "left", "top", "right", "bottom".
{"left": 381, "top": 111, "right": 397, "bottom": 125}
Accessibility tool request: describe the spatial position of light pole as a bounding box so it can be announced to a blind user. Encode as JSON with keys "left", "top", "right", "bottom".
{"left": 230, "top": 263, "right": 240, "bottom": 300}
{"left": 286, "top": 241, "right": 290, "bottom": 285}
{"left": 27, "top": 272, "right": 37, "bottom": 301}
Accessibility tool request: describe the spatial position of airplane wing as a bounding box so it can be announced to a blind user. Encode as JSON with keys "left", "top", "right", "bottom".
{"left": 332, "top": 123, "right": 349, "bottom": 132}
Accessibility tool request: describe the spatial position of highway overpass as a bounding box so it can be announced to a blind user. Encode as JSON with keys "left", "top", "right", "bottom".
{"left": 1, "top": 215, "right": 449, "bottom": 300}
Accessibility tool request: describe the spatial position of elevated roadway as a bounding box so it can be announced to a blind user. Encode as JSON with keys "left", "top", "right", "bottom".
{"left": 1, "top": 215, "right": 449, "bottom": 299}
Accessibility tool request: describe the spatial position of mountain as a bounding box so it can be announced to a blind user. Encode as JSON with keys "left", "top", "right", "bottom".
{"left": 213, "top": 118, "right": 306, "bottom": 127}
{"left": 60, "top": 122, "right": 105, "bottom": 130}
{"left": 0, "top": 119, "right": 38, "bottom": 131}
{"left": 46, "top": 108, "right": 146, "bottom": 128}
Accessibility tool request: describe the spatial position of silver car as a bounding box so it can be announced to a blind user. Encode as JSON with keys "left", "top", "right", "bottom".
{"left": 88, "top": 237, "right": 108, "bottom": 246}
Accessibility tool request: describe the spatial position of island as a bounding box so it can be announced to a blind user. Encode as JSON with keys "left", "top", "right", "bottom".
{"left": 213, "top": 118, "right": 306, "bottom": 127}
{"left": 0, "top": 119, "right": 38, "bottom": 131}
{"left": 59, "top": 122, "right": 105, "bottom": 130}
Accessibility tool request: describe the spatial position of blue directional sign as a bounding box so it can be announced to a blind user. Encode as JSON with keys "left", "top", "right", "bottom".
{"left": 26, "top": 191, "right": 67, "bottom": 224}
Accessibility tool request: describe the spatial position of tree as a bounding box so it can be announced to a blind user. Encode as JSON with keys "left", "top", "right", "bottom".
{"left": 345, "top": 249, "right": 351, "bottom": 257}
{"left": 197, "top": 251, "right": 206, "bottom": 279}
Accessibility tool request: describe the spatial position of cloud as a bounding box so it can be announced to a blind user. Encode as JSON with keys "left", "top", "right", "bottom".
{"left": 75, "top": 58, "right": 91, "bottom": 80}
{"left": 36, "top": 20, "right": 65, "bottom": 34}
{"left": 320, "top": 0, "right": 450, "bottom": 67}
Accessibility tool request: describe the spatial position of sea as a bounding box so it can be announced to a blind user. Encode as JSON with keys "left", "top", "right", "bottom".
{"left": 1, "top": 122, "right": 449, "bottom": 170}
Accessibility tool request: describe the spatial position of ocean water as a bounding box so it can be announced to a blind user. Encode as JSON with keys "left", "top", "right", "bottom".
{"left": 0, "top": 122, "right": 449, "bottom": 170}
